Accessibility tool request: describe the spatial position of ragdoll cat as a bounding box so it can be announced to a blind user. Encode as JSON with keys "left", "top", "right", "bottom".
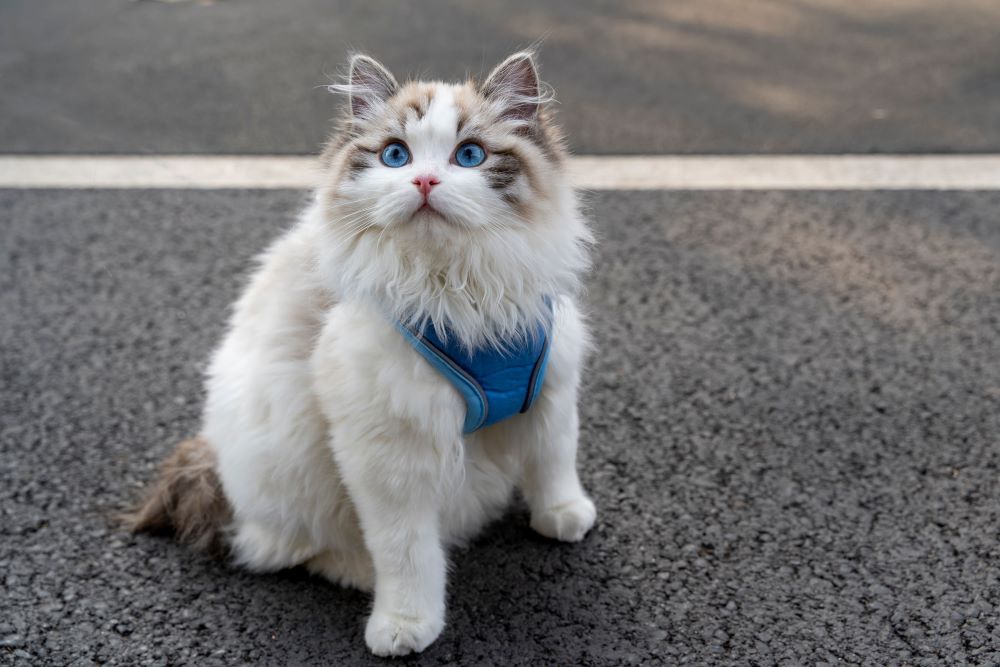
{"left": 128, "top": 51, "right": 595, "bottom": 656}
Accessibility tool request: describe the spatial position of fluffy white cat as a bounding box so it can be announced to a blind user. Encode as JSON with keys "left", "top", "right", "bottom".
{"left": 128, "top": 51, "right": 596, "bottom": 656}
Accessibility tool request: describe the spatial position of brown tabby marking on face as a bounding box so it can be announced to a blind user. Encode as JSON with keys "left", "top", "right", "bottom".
{"left": 451, "top": 82, "right": 561, "bottom": 204}
{"left": 451, "top": 84, "right": 480, "bottom": 135}
{"left": 320, "top": 130, "right": 353, "bottom": 171}
{"left": 501, "top": 191, "right": 521, "bottom": 208}
{"left": 526, "top": 110, "right": 565, "bottom": 165}
{"left": 343, "top": 144, "right": 380, "bottom": 179}
{"left": 393, "top": 82, "right": 436, "bottom": 124}
{"left": 346, "top": 152, "right": 370, "bottom": 178}
{"left": 321, "top": 67, "right": 569, "bottom": 221}
{"left": 455, "top": 110, "right": 470, "bottom": 136}
{"left": 502, "top": 143, "right": 547, "bottom": 199}
{"left": 404, "top": 98, "right": 427, "bottom": 120}
{"left": 485, "top": 151, "right": 521, "bottom": 190}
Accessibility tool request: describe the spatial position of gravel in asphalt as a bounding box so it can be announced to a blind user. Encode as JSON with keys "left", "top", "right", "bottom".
{"left": 2, "top": 189, "right": 1000, "bottom": 665}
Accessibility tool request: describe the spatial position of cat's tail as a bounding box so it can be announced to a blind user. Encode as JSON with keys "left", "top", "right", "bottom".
{"left": 122, "top": 435, "right": 232, "bottom": 556}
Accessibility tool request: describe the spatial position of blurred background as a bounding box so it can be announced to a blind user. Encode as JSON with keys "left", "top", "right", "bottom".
{"left": 3, "top": 2, "right": 1000, "bottom": 666}
{"left": 3, "top": 0, "right": 999, "bottom": 155}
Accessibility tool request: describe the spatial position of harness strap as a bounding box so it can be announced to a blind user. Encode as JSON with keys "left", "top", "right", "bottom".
{"left": 393, "top": 302, "right": 553, "bottom": 434}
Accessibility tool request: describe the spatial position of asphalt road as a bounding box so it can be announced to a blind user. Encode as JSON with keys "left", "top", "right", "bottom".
{"left": 4, "top": 0, "right": 1000, "bottom": 665}
{"left": 2, "top": 0, "right": 1000, "bottom": 155}
{"left": 3, "top": 189, "right": 999, "bottom": 665}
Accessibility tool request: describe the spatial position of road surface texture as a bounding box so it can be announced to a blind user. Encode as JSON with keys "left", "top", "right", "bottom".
{"left": 3, "top": 189, "right": 999, "bottom": 665}
{"left": 2, "top": 0, "right": 1000, "bottom": 155}
{"left": 4, "top": 0, "right": 1000, "bottom": 665}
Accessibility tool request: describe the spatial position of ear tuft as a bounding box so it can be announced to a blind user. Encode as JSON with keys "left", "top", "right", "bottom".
{"left": 348, "top": 54, "right": 398, "bottom": 117}
{"left": 481, "top": 51, "right": 542, "bottom": 122}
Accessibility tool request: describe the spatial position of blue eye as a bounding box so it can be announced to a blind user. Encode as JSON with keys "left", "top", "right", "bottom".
{"left": 454, "top": 143, "right": 486, "bottom": 168}
{"left": 380, "top": 142, "right": 410, "bottom": 168}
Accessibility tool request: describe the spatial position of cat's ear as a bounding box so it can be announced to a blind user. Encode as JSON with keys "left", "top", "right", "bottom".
{"left": 348, "top": 54, "right": 398, "bottom": 117}
{"left": 481, "top": 51, "right": 542, "bottom": 122}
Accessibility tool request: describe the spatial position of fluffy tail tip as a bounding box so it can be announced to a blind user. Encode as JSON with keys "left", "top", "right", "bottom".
{"left": 122, "top": 436, "right": 231, "bottom": 557}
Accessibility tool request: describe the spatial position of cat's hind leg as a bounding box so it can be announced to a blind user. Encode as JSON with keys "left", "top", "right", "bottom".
{"left": 306, "top": 548, "right": 375, "bottom": 591}
{"left": 229, "top": 520, "right": 322, "bottom": 573}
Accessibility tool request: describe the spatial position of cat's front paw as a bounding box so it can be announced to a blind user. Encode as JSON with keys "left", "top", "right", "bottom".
{"left": 531, "top": 496, "right": 597, "bottom": 542}
{"left": 364, "top": 609, "right": 444, "bottom": 657}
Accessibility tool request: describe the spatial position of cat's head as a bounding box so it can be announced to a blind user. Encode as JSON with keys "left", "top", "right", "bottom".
{"left": 318, "top": 51, "right": 590, "bottom": 346}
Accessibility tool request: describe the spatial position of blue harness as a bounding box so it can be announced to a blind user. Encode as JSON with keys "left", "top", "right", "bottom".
{"left": 394, "top": 305, "right": 552, "bottom": 434}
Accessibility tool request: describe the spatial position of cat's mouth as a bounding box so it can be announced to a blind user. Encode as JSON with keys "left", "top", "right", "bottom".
{"left": 414, "top": 202, "right": 445, "bottom": 220}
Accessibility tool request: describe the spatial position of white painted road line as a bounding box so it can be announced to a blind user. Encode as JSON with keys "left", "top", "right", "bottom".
{"left": 568, "top": 155, "right": 1000, "bottom": 190}
{"left": 0, "top": 156, "right": 316, "bottom": 190}
{"left": 0, "top": 155, "right": 999, "bottom": 190}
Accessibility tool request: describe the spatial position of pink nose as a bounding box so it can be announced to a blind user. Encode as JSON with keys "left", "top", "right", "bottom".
{"left": 412, "top": 175, "right": 440, "bottom": 197}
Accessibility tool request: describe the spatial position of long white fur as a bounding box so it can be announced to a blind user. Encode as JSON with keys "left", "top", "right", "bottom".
{"left": 202, "top": 54, "right": 596, "bottom": 656}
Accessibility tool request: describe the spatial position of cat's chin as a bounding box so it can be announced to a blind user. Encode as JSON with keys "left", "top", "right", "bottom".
{"left": 411, "top": 204, "right": 447, "bottom": 221}
{"left": 408, "top": 206, "right": 470, "bottom": 232}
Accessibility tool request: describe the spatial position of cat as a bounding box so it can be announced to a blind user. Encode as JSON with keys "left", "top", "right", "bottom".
{"left": 127, "top": 50, "right": 596, "bottom": 657}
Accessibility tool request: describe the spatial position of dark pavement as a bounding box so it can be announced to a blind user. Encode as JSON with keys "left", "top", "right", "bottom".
{"left": 5, "top": 0, "right": 1000, "bottom": 665}
{"left": 2, "top": 0, "right": 1000, "bottom": 155}
{"left": 3, "top": 189, "right": 1000, "bottom": 665}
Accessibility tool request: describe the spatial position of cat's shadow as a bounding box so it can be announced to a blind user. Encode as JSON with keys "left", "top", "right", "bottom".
{"left": 233, "top": 504, "right": 609, "bottom": 662}
{"left": 119, "top": 491, "right": 609, "bottom": 662}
